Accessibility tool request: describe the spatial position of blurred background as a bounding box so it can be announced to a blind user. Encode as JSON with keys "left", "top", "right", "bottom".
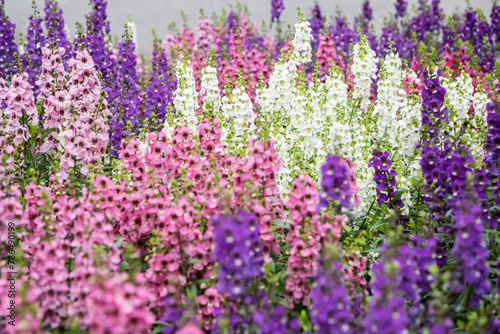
{"left": 4, "top": 0, "right": 493, "bottom": 54}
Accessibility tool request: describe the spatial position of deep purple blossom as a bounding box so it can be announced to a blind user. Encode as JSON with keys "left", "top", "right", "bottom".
{"left": 44, "top": 0, "right": 72, "bottom": 65}
{"left": 484, "top": 102, "right": 500, "bottom": 227}
{"left": 451, "top": 199, "right": 491, "bottom": 307}
{"left": 23, "top": 4, "right": 45, "bottom": 96}
{"left": 310, "top": 258, "right": 354, "bottom": 333}
{"left": 144, "top": 43, "right": 176, "bottom": 125}
{"left": 211, "top": 211, "right": 263, "bottom": 299}
{"left": 270, "top": 0, "right": 284, "bottom": 24}
{"left": 318, "top": 155, "right": 353, "bottom": 210}
{"left": 0, "top": 3, "right": 18, "bottom": 81}
{"left": 362, "top": 243, "right": 410, "bottom": 334}
{"left": 491, "top": 3, "right": 500, "bottom": 45}
{"left": 368, "top": 150, "right": 403, "bottom": 210}
{"left": 86, "top": 1, "right": 116, "bottom": 99}
{"left": 109, "top": 36, "right": 140, "bottom": 157}
{"left": 328, "top": 16, "right": 357, "bottom": 61}
{"left": 394, "top": 0, "right": 408, "bottom": 18}
{"left": 308, "top": 5, "right": 323, "bottom": 49}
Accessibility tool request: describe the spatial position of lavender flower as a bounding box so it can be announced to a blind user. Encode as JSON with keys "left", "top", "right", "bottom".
{"left": 0, "top": 3, "right": 18, "bottom": 81}
{"left": 211, "top": 211, "right": 263, "bottom": 299}
{"left": 270, "top": 0, "right": 284, "bottom": 24}
{"left": 318, "top": 155, "right": 353, "bottom": 210}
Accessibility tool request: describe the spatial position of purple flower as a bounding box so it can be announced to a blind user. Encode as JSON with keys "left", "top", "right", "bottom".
{"left": 270, "top": 0, "right": 284, "bottom": 24}
{"left": 211, "top": 211, "right": 263, "bottom": 299}
{"left": 310, "top": 258, "right": 354, "bottom": 333}
{"left": 86, "top": 2, "right": 116, "bottom": 100}
{"left": 308, "top": 5, "right": 323, "bottom": 48}
{"left": 362, "top": 243, "right": 410, "bottom": 334}
{"left": 0, "top": 3, "right": 18, "bottom": 81}
{"left": 318, "top": 155, "right": 353, "bottom": 211}
{"left": 109, "top": 35, "right": 140, "bottom": 157}
{"left": 451, "top": 199, "right": 491, "bottom": 307}
{"left": 484, "top": 102, "right": 500, "bottom": 226}
{"left": 23, "top": 4, "right": 45, "bottom": 96}
{"left": 44, "top": 0, "right": 72, "bottom": 65}
{"left": 368, "top": 150, "right": 403, "bottom": 210}
{"left": 327, "top": 16, "right": 357, "bottom": 61}
{"left": 394, "top": 0, "right": 408, "bottom": 18}
{"left": 144, "top": 43, "right": 176, "bottom": 126}
{"left": 252, "top": 298, "right": 299, "bottom": 334}
{"left": 491, "top": 3, "right": 500, "bottom": 45}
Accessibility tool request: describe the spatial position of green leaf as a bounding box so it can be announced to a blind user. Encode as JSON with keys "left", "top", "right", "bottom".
{"left": 369, "top": 218, "right": 390, "bottom": 231}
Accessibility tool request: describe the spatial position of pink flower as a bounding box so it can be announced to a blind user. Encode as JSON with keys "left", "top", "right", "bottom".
{"left": 175, "top": 323, "right": 204, "bottom": 334}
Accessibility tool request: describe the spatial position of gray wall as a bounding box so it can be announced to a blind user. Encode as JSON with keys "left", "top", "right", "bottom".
{"left": 4, "top": 0, "right": 494, "bottom": 54}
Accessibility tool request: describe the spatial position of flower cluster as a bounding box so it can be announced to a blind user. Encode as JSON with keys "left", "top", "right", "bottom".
{"left": 211, "top": 211, "right": 263, "bottom": 298}
{"left": 0, "top": 4, "right": 18, "bottom": 80}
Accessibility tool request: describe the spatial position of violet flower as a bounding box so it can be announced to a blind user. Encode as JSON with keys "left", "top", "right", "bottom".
{"left": 270, "top": 0, "right": 284, "bottom": 24}
{"left": 145, "top": 43, "right": 176, "bottom": 125}
{"left": 0, "top": 3, "right": 18, "bottom": 81}
{"left": 44, "top": 0, "right": 72, "bottom": 65}
{"left": 211, "top": 211, "right": 263, "bottom": 299}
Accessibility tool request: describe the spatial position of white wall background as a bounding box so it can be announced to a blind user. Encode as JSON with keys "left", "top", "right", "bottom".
{"left": 4, "top": 0, "right": 494, "bottom": 54}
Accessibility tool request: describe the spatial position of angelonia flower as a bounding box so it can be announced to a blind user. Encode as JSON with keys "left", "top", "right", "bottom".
{"left": 0, "top": 73, "right": 37, "bottom": 182}
{"left": 362, "top": 243, "right": 410, "bottom": 334}
{"left": 211, "top": 211, "right": 263, "bottom": 298}
{"left": 310, "top": 250, "right": 354, "bottom": 334}
{"left": 352, "top": 33, "right": 377, "bottom": 112}
{"left": 270, "top": 0, "right": 284, "bottom": 24}
{"left": 368, "top": 149, "right": 403, "bottom": 211}
{"left": 292, "top": 11, "right": 314, "bottom": 65}
{"left": 285, "top": 175, "right": 322, "bottom": 307}
{"left": 0, "top": 3, "right": 18, "bottom": 80}
{"left": 318, "top": 155, "right": 354, "bottom": 210}
{"left": 144, "top": 43, "right": 175, "bottom": 125}
{"left": 86, "top": 0, "right": 115, "bottom": 96}
{"left": 221, "top": 84, "right": 256, "bottom": 152}
{"left": 109, "top": 33, "right": 140, "bottom": 157}
{"left": 451, "top": 198, "right": 491, "bottom": 307}
{"left": 419, "top": 68, "right": 449, "bottom": 217}
{"left": 395, "top": 0, "right": 408, "bottom": 18}
{"left": 397, "top": 72, "right": 422, "bottom": 158}
{"left": 328, "top": 15, "right": 357, "bottom": 61}
{"left": 373, "top": 51, "right": 404, "bottom": 142}
{"left": 492, "top": 2, "right": 500, "bottom": 44}
{"left": 308, "top": 5, "right": 324, "bottom": 49}
{"left": 44, "top": 0, "right": 72, "bottom": 64}
{"left": 199, "top": 61, "right": 221, "bottom": 116}
{"left": 165, "top": 59, "right": 199, "bottom": 136}
{"left": 36, "top": 47, "right": 68, "bottom": 153}
{"left": 23, "top": 3, "right": 45, "bottom": 95}
{"left": 59, "top": 50, "right": 110, "bottom": 180}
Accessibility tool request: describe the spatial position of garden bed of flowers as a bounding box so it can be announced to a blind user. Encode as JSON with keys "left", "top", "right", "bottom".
{"left": 1, "top": 0, "right": 500, "bottom": 333}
